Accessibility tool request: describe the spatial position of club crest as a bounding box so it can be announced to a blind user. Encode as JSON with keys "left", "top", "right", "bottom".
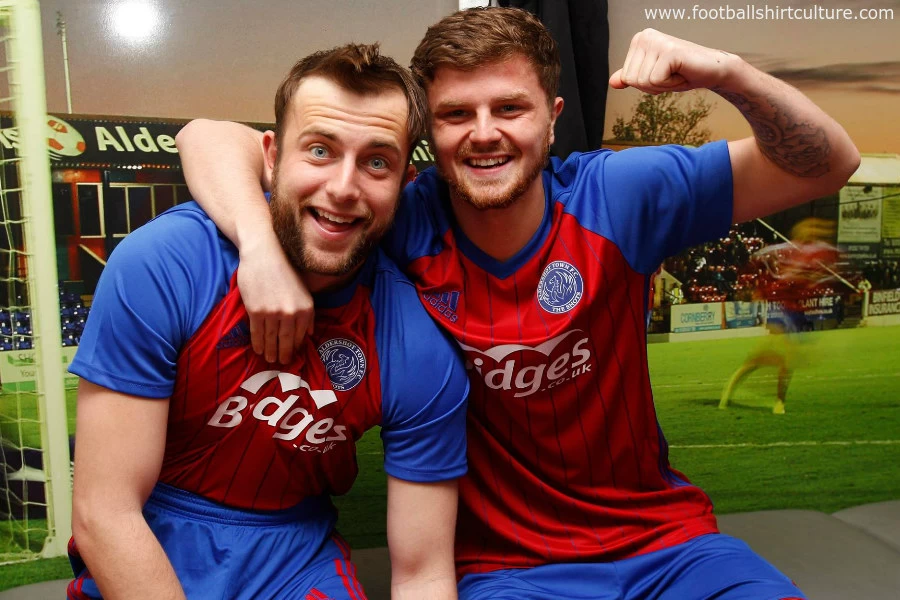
{"left": 317, "top": 338, "right": 367, "bottom": 391}
{"left": 536, "top": 261, "right": 584, "bottom": 314}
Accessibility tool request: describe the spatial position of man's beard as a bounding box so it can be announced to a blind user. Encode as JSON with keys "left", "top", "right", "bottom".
{"left": 438, "top": 130, "right": 550, "bottom": 211}
{"left": 269, "top": 177, "right": 392, "bottom": 278}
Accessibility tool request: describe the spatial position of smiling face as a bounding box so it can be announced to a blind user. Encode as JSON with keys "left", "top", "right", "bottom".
{"left": 266, "top": 76, "right": 414, "bottom": 292}
{"left": 427, "top": 54, "right": 563, "bottom": 212}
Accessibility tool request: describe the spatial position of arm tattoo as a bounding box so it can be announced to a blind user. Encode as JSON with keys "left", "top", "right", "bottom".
{"left": 714, "top": 89, "right": 830, "bottom": 177}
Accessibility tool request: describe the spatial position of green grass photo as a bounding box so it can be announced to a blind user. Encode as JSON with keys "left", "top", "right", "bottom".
{"left": 1, "top": 325, "right": 897, "bottom": 591}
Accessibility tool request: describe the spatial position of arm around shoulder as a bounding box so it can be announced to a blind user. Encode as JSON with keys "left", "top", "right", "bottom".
{"left": 175, "top": 119, "right": 272, "bottom": 244}
{"left": 176, "top": 119, "right": 314, "bottom": 363}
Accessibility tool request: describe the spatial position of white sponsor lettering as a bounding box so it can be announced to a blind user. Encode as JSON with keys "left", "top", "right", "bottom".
{"left": 208, "top": 396, "right": 248, "bottom": 427}
{"left": 132, "top": 127, "right": 159, "bottom": 152}
{"left": 299, "top": 441, "right": 339, "bottom": 454}
{"left": 115, "top": 126, "right": 135, "bottom": 151}
{"left": 411, "top": 140, "right": 435, "bottom": 163}
{"left": 96, "top": 127, "right": 126, "bottom": 152}
{"left": 240, "top": 370, "right": 337, "bottom": 408}
{"left": 305, "top": 418, "right": 334, "bottom": 444}
{"left": 0, "top": 127, "right": 19, "bottom": 149}
{"left": 157, "top": 134, "right": 177, "bottom": 153}
{"left": 873, "top": 290, "right": 900, "bottom": 304}
{"left": 273, "top": 407, "right": 315, "bottom": 440}
{"left": 460, "top": 330, "right": 594, "bottom": 398}
{"left": 207, "top": 371, "right": 347, "bottom": 446}
{"left": 93, "top": 125, "right": 181, "bottom": 155}
{"left": 870, "top": 302, "right": 900, "bottom": 316}
{"left": 252, "top": 394, "right": 300, "bottom": 425}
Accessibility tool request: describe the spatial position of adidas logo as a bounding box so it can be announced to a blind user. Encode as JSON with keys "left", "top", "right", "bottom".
{"left": 422, "top": 290, "right": 460, "bottom": 323}
{"left": 216, "top": 320, "right": 251, "bottom": 349}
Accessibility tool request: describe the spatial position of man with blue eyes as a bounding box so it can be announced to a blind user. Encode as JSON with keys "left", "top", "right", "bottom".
{"left": 67, "top": 44, "right": 468, "bottom": 600}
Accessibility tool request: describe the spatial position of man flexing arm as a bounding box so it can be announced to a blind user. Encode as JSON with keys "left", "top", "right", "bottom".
{"left": 175, "top": 23, "right": 857, "bottom": 361}
{"left": 609, "top": 28, "right": 859, "bottom": 222}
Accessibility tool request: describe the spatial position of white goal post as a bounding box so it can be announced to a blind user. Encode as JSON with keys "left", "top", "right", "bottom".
{"left": 0, "top": 0, "right": 72, "bottom": 562}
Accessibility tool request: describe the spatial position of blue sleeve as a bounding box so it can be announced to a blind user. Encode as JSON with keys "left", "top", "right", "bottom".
{"left": 557, "top": 141, "right": 733, "bottom": 275}
{"left": 69, "top": 204, "right": 237, "bottom": 398}
{"left": 372, "top": 259, "right": 469, "bottom": 483}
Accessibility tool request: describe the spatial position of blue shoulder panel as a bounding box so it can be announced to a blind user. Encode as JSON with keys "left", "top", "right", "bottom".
{"left": 369, "top": 250, "right": 469, "bottom": 483}
{"left": 381, "top": 169, "right": 453, "bottom": 269}
{"left": 549, "top": 141, "right": 734, "bottom": 274}
{"left": 69, "top": 203, "right": 239, "bottom": 398}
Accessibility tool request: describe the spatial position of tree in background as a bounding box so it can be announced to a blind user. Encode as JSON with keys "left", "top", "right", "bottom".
{"left": 612, "top": 91, "right": 713, "bottom": 146}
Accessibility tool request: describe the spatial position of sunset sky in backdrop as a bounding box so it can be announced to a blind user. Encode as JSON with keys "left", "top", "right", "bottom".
{"left": 37, "top": 0, "right": 900, "bottom": 154}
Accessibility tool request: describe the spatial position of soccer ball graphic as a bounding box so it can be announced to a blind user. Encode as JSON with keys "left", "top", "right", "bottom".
{"left": 46, "top": 116, "right": 86, "bottom": 158}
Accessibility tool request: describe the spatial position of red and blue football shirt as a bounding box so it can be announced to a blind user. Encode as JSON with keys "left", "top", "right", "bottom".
{"left": 70, "top": 203, "right": 468, "bottom": 511}
{"left": 384, "top": 141, "right": 734, "bottom": 575}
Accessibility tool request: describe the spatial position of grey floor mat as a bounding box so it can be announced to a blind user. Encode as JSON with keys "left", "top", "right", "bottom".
{"left": 833, "top": 500, "right": 900, "bottom": 553}
{"left": 718, "top": 509, "right": 900, "bottom": 600}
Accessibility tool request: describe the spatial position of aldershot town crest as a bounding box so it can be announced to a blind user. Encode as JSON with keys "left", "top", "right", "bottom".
{"left": 317, "top": 338, "right": 367, "bottom": 391}
{"left": 536, "top": 261, "right": 584, "bottom": 314}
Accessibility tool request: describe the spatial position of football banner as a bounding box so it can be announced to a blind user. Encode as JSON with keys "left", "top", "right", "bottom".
{"left": 724, "top": 301, "right": 762, "bottom": 329}
{"left": 0, "top": 112, "right": 435, "bottom": 172}
{"left": 838, "top": 186, "right": 883, "bottom": 244}
{"left": 767, "top": 296, "right": 841, "bottom": 322}
{"left": 0, "top": 347, "right": 79, "bottom": 392}
{"left": 670, "top": 303, "right": 724, "bottom": 333}
{"left": 881, "top": 187, "right": 900, "bottom": 239}
{"left": 869, "top": 288, "right": 900, "bottom": 316}
{"left": 881, "top": 187, "right": 900, "bottom": 259}
{"left": 0, "top": 113, "right": 186, "bottom": 169}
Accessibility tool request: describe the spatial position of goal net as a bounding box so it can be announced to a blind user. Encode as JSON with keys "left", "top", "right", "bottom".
{"left": 0, "top": 0, "right": 72, "bottom": 564}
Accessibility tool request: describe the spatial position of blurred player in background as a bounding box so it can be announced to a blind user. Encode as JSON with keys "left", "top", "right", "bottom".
{"left": 720, "top": 218, "right": 841, "bottom": 414}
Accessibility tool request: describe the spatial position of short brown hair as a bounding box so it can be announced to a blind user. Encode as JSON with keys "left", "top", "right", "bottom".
{"left": 274, "top": 43, "right": 426, "bottom": 156}
{"left": 411, "top": 7, "right": 560, "bottom": 103}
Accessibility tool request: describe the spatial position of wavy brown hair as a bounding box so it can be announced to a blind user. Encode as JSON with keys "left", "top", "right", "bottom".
{"left": 411, "top": 7, "right": 560, "bottom": 104}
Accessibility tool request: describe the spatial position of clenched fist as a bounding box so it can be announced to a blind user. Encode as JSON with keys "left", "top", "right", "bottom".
{"left": 609, "top": 29, "right": 740, "bottom": 94}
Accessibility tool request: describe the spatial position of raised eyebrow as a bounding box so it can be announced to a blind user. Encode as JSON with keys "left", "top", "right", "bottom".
{"left": 434, "top": 92, "right": 532, "bottom": 112}
{"left": 298, "top": 129, "right": 401, "bottom": 156}
{"left": 367, "top": 140, "right": 402, "bottom": 156}
{"left": 433, "top": 99, "right": 469, "bottom": 112}
{"left": 298, "top": 127, "right": 338, "bottom": 141}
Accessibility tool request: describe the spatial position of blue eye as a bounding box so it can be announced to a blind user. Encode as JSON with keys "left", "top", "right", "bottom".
{"left": 370, "top": 157, "right": 387, "bottom": 170}
{"left": 310, "top": 146, "right": 328, "bottom": 158}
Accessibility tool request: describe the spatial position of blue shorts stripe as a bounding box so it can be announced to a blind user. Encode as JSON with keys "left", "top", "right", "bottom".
{"left": 458, "top": 534, "right": 806, "bottom": 600}
{"left": 67, "top": 484, "right": 368, "bottom": 599}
